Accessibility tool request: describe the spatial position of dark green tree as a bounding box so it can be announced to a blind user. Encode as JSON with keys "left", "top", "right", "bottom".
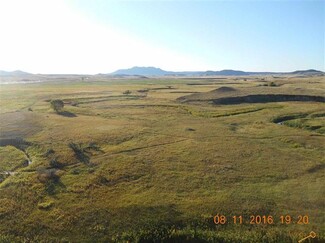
{"left": 50, "top": 99, "right": 64, "bottom": 113}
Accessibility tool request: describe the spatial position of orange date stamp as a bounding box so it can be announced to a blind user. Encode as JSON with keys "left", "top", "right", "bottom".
{"left": 213, "top": 214, "right": 310, "bottom": 225}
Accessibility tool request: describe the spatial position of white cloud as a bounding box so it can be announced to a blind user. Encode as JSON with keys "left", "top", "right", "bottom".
{"left": 0, "top": 0, "right": 208, "bottom": 73}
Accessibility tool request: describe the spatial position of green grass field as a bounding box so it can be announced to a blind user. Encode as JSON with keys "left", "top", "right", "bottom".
{"left": 0, "top": 75, "right": 324, "bottom": 242}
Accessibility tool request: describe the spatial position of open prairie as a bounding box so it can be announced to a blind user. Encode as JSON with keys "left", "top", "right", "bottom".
{"left": 0, "top": 75, "right": 324, "bottom": 242}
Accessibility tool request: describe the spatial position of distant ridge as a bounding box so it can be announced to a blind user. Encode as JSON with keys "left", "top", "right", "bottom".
{"left": 290, "top": 69, "right": 322, "bottom": 75}
{"left": 111, "top": 66, "right": 168, "bottom": 76}
{"left": 0, "top": 70, "right": 32, "bottom": 76}
{"left": 0, "top": 68, "right": 323, "bottom": 77}
{"left": 109, "top": 67, "right": 324, "bottom": 76}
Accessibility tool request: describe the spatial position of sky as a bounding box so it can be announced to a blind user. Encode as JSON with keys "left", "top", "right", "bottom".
{"left": 0, "top": 0, "right": 323, "bottom": 74}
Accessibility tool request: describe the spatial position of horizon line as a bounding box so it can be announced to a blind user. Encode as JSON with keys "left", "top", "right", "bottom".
{"left": 1, "top": 67, "right": 324, "bottom": 76}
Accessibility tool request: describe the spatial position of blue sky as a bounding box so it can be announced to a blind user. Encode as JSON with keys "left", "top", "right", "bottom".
{"left": 0, "top": 0, "right": 323, "bottom": 73}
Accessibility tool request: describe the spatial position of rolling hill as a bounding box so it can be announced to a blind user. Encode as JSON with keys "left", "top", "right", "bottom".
{"left": 109, "top": 67, "right": 324, "bottom": 76}
{"left": 0, "top": 70, "right": 32, "bottom": 76}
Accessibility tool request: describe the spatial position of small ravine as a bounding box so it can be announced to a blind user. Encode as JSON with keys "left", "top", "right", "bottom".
{"left": 212, "top": 94, "right": 325, "bottom": 105}
{"left": 272, "top": 112, "right": 325, "bottom": 134}
{"left": 0, "top": 138, "right": 33, "bottom": 177}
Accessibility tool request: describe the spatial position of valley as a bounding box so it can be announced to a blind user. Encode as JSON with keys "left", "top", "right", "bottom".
{"left": 0, "top": 74, "right": 324, "bottom": 242}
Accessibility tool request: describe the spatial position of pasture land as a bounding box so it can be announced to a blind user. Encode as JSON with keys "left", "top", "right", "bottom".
{"left": 0, "top": 75, "right": 324, "bottom": 242}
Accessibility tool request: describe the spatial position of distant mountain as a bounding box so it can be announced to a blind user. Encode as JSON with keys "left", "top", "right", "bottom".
{"left": 0, "top": 70, "right": 32, "bottom": 76}
{"left": 110, "top": 67, "right": 324, "bottom": 76}
{"left": 111, "top": 66, "right": 169, "bottom": 76}
{"left": 290, "top": 69, "right": 324, "bottom": 75}
{"left": 1, "top": 68, "right": 323, "bottom": 78}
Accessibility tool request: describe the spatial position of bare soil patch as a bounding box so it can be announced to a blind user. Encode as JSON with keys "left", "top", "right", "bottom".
{"left": 0, "top": 112, "right": 42, "bottom": 140}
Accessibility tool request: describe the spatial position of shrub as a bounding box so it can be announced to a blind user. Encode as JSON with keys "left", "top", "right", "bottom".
{"left": 185, "top": 128, "right": 195, "bottom": 131}
{"left": 44, "top": 148, "right": 55, "bottom": 157}
{"left": 68, "top": 142, "right": 101, "bottom": 164}
{"left": 86, "top": 142, "right": 101, "bottom": 151}
{"left": 37, "top": 169, "right": 64, "bottom": 194}
{"left": 269, "top": 82, "right": 277, "bottom": 87}
{"left": 123, "top": 90, "right": 131, "bottom": 95}
{"left": 50, "top": 99, "right": 64, "bottom": 113}
{"left": 68, "top": 142, "right": 90, "bottom": 164}
{"left": 49, "top": 158, "right": 64, "bottom": 169}
{"left": 37, "top": 169, "right": 59, "bottom": 183}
